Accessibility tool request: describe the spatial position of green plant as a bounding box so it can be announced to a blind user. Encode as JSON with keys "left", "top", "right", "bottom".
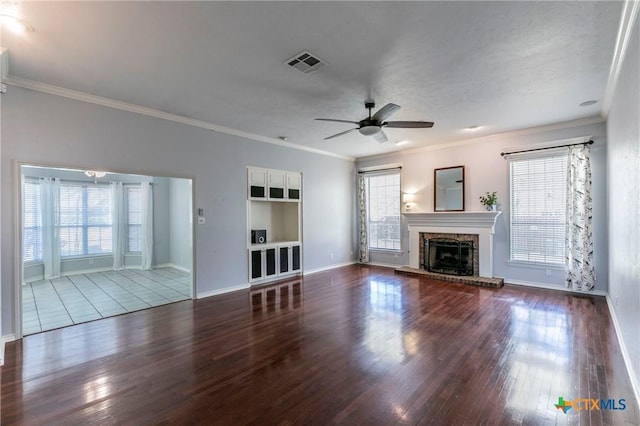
{"left": 479, "top": 191, "right": 498, "bottom": 206}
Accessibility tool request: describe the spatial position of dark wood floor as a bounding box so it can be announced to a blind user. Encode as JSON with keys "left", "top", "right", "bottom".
{"left": 1, "top": 265, "right": 638, "bottom": 425}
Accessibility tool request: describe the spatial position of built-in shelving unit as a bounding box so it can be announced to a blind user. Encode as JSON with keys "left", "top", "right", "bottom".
{"left": 247, "top": 167, "right": 302, "bottom": 283}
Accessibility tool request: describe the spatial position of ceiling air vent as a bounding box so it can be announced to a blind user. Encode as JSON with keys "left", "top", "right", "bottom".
{"left": 285, "top": 50, "right": 326, "bottom": 75}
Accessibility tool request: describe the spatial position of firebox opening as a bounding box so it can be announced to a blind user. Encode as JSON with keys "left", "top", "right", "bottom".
{"left": 425, "top": 238, "right": 474, "bottom": 276}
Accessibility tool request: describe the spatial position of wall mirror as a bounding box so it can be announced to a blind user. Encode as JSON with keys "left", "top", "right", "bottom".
{"left": 434, "top": 165, "right": 465, "bottom": 211}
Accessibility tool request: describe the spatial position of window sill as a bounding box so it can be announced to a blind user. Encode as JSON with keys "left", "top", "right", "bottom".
{"left": 369, "top": 248, "right": 404, "bottom": 255}
{"left": 507, "top": 260, "right": 565, "bottom": 270}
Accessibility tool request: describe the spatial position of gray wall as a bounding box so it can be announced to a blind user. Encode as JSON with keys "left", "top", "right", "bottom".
{"left": 356, "top": 120, "right": 608, "bottom": 293}
{"left": 152, "top": 176, "right": 171, "bottom": 266}
{"left": 607, "top": 15, "right": 640, "bottom": 402}
{"left": 169, "top": 178, "right": 192, "bottom": 271}
{"left": 1, "top": 87, "right": 355, "bottom": 336}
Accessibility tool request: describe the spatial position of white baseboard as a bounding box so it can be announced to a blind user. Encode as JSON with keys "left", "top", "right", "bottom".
{"left": 1, "top": 334, "right": 17, "bottom": 367}
{"left": 605, "top": 295, "right": 640, "bottom": 413}
{"left": 196, "top": 283, "right": 249, "bottom": 299}
{"left": 154, "top": 263, "right": 191, "bottom": 273}
{"left": 303, "top": 260, "right": 356, "bottom": 275}
{"left": 361, "top": 261, "right": 398, "bottom": 269}
{"left": 503, "top": 278, "right": 607, "bottom": 296}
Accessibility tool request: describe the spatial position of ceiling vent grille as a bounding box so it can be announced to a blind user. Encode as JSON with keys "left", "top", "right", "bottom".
{"left": 285, "top": 50, "right": 326, "bottom": 75}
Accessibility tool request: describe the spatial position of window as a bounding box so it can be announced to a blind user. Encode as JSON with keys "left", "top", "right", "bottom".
{"left": 127, "top": 186, "right": 142, "bottom": 252}
{"left": 510, "top": 154, "right": 567, "bottom": 264}
{"left": 366, "top": 172, "right": 401, "bottom": 250}
{"left": 23, "top": 179, "right": 42, "bottom": 262}
{"left": 59, "top": 183, "right": 112, "bottom": 257}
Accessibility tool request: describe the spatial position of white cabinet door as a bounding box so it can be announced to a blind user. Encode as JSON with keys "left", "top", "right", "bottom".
{"left": 277, "top": 243, "right": 301, "bottom": 276}
{"left": 248, "top": 168, "right": 267, "bottom": 199}
{"left": 286, "top": 172, "right": 301, "bottom": 200}
{"left": 250, "top": 247, "right": 278, "bottom": 281}
{"left": 267, "top": 170, "right": 286, "bottom": 199}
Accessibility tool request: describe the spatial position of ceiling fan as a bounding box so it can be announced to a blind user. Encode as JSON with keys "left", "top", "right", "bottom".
{"left": 316, "top": 101, "right": 434, "bottom": 143}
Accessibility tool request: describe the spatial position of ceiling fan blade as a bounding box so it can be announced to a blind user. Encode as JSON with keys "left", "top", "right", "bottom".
{"left": 373, "top": 130, "right": 388, "bottom": 143}
{"left": 384, "top": 121, "right": 435, "bottom": 128}
{"left": 324, "top": 128, "right": 358, "bottom": 140}
{"left": 372, "top": 103, "right": 401, "bottom": 122}
{"left": 315, "top": 118, "right": 360, "bottom": 124}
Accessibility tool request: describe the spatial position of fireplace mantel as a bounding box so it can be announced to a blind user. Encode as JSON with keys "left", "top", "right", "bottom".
{"left": 404, "top": 211, "right": 501, "bottom": 231}
{"left": 403, "top": 211, "right": 502, "bottom": 278}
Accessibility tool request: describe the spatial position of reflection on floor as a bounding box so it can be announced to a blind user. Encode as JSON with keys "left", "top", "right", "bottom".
{"left": 250, "top": 280, "right": 303, "bottom": 313}
{"left": 22, "top": 268, "right": 191, "bottom": 335}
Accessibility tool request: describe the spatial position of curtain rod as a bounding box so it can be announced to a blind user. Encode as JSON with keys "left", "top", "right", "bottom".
{"left": 501, "top": 140, "right": 593, "bottom": 158}
{"left": 357, "top": 166, "right": 402, "bottom": 174}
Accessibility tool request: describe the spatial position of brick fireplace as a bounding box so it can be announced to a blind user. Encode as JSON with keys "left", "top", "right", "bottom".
{"left": 403, "top": 211, "right": 501, "bottom": 278}
{"left": 421, "top": 232, "right": 479, "bottom": 275}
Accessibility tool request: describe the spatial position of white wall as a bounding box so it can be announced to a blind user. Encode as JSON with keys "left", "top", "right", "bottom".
{"left": 0, "top": 87, "right": 355, "bottom": 337}
{"left": 356, "top": 120, "right": 608, "bottom": 292}
{"left": 607, "top": 13, "right": 640, "bottom": 403}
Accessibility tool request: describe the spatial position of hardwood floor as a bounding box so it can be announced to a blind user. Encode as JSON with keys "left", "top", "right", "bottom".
{"left": 1, "top": 265, "right": 638, "bottom": 425}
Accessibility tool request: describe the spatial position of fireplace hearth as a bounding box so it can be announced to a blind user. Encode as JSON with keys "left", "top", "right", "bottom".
{"left": 425, "top": 238, "right": 474, "bottom": 276}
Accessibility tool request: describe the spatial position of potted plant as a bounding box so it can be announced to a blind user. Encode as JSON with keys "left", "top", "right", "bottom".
{"left": 479, "top": 191, "right": 498, "bottom": 211}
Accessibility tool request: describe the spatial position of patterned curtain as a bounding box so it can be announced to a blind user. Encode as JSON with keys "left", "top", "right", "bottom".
{"left": 357, "top": 174, "right": 369, "bottom": 263}
{"left": 565, "top": 145, "right": 595, "bottom": 291}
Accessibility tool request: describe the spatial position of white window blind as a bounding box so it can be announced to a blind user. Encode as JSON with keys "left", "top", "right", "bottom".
{"left": 59, "top": 183, "right": 112, "bottom": 257}
{"left": 510, "top": 154, "right": 567, "bottom": 264}
{"left": 23, "top": 179, "right": 42, "bottom": 262}
{"left": 366, "top": 172, "right": 401, "bottom": 250}
{"left": 127, "top": 186, "right": 142, "bottom": 252}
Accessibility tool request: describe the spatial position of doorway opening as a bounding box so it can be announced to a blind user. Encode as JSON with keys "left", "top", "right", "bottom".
{"left": 19, "top": 164, "right": 194, "bottom": 335}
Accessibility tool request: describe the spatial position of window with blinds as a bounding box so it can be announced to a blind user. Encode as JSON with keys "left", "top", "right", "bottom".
{"left": 127, "top": 186, "right": 142, "bottom": 252}
{"left": 366, "top": 172, "right": 401, "bottom": 250}
{"left": 59, "top": 183, "right": 112, "bottom": 257}
{"left": 23, "top": 180, "right": 42, "bottom": 262}
{"left": 509, "top": 154, "right": 567, "bottom": 264}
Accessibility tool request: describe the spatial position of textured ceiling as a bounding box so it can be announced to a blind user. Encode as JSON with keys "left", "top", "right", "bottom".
{"left": 1, "top": 1, "right": 623, "bottom": 159}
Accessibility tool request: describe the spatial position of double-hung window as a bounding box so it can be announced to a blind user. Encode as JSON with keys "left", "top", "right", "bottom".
{"left": 366, "top": 171, "right": 401, "bottom": 250}
{"left": 59, "top": 183, "right": 113, "bottom": 257}
{"left": 509, "top": 153, "right": 567, "bottom": 265}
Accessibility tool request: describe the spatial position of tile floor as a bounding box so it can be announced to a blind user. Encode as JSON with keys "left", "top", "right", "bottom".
{"left": 22, "top": 268, "right": 191, "bottom": 335}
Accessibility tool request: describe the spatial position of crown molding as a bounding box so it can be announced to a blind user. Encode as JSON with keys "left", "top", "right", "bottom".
{"left": 357, "top": 116, "right": 605, "bottom": 162}
{"left": 601, "top": 0, "right": 640, "bottom": 118}
{"left": 3, "top": 75, "right": 354, "bottom": 162}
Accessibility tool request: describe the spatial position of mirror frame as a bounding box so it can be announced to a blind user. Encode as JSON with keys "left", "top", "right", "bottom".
{"left": 434, "top": 165, "right": 465, "bottom": 212}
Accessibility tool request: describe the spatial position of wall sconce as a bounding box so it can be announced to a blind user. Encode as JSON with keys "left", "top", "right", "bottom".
{"left": 402, "top": 193, "right": 415, "bottom": 210}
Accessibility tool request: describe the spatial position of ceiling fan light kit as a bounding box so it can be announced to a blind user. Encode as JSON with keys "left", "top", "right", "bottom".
{"left": 316, "top": 101, "right": 434, "bottom": 143}
{"left": 359, "top": 125, "right": 381, "bottom": 136}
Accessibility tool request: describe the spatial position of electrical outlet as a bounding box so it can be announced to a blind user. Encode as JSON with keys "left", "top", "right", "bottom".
{"left": 330, "top": 253, "right": 334, "bottom": 260}
{"left": 197, "top": 216, "right": 205, "bottom": 224}
{"left": 545, "top": 269, "right": 551, "bottom": 276}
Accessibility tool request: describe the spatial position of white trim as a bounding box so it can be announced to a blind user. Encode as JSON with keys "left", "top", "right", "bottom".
{"left": 3, "top": 75, "right": 354, "bottom": 162}
{"left": 154, "top": 263, "right": 191, "bottom": 273}
{"left": 196, "top": 283, "right": 250, "bottom": 299}
{"left": 602, "top": 0, "right": 640, "bottom": 118}
{"left": 303, "top": 261, "right": 356, "bottom": 275}
{"left": 357, "top": 116, "right": 605, "bottom": 162}
{"left": 505, "top": 260, "right": 565, "bottom": 271}
{"left": 359, "top": 261, "right": 397, "bottom": 269}
{"left": 504, "top": 278, "right": 607, "bottom": 296}
{"left": 1, "top": 334, "right": 17, "bottom": 367}
{"left": 0, "top": 47, "right": 8, "bottom": 81}
{"left": 606, "top": 294, "right": 640, "bottom": 412}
